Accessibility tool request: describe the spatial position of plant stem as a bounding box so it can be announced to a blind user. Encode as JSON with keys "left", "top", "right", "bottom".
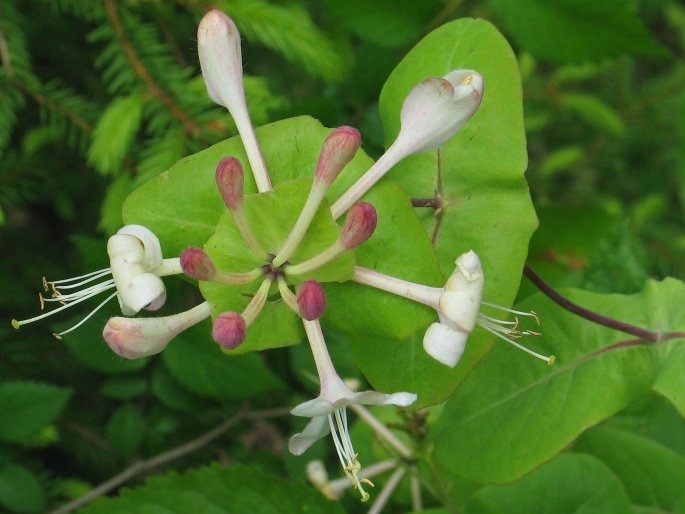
{"left": 524, "top": 265, "right": 669, "bottom": 343}
{"left": 50, "top": 407, "right": 290, "bottom": 514}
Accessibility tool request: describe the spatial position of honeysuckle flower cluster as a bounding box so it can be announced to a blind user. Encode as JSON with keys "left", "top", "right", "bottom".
{"left": 11, "top": 7, "right": 550, "bottom": 503}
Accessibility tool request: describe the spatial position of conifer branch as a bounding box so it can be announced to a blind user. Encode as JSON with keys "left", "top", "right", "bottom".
{"left": 104, "top": 0, "right": 201, "bottom": 137}
{"left": 28, "top": 87, "right": 94, "bottom": 133}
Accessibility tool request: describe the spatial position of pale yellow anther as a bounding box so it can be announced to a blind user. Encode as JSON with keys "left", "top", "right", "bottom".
{"left": 42, "top": 277, "right": 48, "bottom": 291}
{"left": 360, "top": 478, "right": 375, "bottom": 487}
{"left": 39, "top": 293, "right": 45, "bottom": 310}
{"left": 461, "top": 74, "right": 473, "bottom": 85}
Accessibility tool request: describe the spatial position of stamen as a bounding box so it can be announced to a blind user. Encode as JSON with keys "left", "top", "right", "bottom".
{"left": 478, "top": 316, "right": 555, "bottom": 365}
{"left": 47, "top": 268, "right": 112, "bottom": 288}
{"left": 481, "top": 302, "right": 540, "bottom": 324}
{"left": 12, "top": 276, "right": 116, "bottom": 330}
{"left": 55, "top": 291, "right": 119, "bottom": 337}
{"left": 328, "top": 408, "right": 371, "bottom": 502}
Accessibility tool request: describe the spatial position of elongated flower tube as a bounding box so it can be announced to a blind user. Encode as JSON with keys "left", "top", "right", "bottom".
{"left": 198, "top": 9, "right": 272, "bottom": 192}
{"left": 12, "top": 225, "right": 182, "bottom": 338}
{"left": 104, "top": 302, "right": 212, "bottom": 359}
{"left": 289, "top": 318, "right": 416, "bottom": 501}
{"left": 331, "top": 70, "right": 483, "bottom": 219}
{"left": 272, "top": 126, "right": 361, "bottom": 267}
{"left": 353, "top": 251, "right": 552, "bottom": 367}
{"left": 285, "top": 202, "right": 377, "bottom": 277}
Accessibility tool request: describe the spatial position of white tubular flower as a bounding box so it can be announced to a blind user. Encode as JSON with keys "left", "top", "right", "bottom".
{"left": 197, "top": 9, "right": 271, "bottom": 193}
{"left": 12, "top": 225, "right": 182, "bottom": 339}
{"left": 108, "top": 225, "right": 169, "bottom": 316}
{"left": 331, "top": 70, "right": 484, "bottom": 219}
{"left": 353, "top": 250, "right": 552, "bottom": 367}
{"left": 104, "top": 302, "right": 212, "bottom": 359}
{"left": 289, "top": 318, "right": 416, "bottom": 502}
{"left": 395, "top": 70, "right": 484, "bottom": 155}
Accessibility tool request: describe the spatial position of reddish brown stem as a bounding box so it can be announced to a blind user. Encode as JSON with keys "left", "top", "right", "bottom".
{"left": 524, "top": 265, "right": 665, "bottom": 343}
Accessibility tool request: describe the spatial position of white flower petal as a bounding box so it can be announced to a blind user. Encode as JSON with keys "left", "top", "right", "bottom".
{"left": 423, "top": 322, "right": 467, "bottom": 367}
{"left": 288, "top": 416, "right": 331, "bottom": 456}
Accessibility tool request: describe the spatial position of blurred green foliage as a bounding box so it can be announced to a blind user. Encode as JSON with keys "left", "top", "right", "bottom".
{"left": 1, "top": 0, "right": 685, "bottom": 512}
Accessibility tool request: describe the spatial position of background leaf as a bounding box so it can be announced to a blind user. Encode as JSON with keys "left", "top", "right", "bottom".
{"left": 490, "top": 0, "right": 666, "bottom": 63}
{"left": 77, "top": 463, "right": 346, "bottom": 514}
{"left": 0, "top": 381, "right": 72, "bottom": 444}
{"left": 432, "top": 278, "right": 685, "bottom": 484}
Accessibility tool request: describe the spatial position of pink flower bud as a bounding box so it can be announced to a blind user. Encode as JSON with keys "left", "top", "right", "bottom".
{"left": 297, "top": 280, "right": 327, "bottom": 320}
{"left": 180, "top": 246, "right": 217, "bottom": 281}
{"left": 215, "top": 156, "right": 244, "bottom": 210}
{"left": 212, "top": 312, "right": 246, "bottom": 349}
{"left": 315, "top": 126, "right": 361, "bottom": 186}
{"left": 103, "top": 302, "right": 211, "bottom": 359}
{"left": 339, "top": 202, "right": 377, "bottom": 249}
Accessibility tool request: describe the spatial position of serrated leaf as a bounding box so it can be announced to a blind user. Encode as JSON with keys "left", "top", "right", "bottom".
{"left": 432, "top": 278, "right": 685, "bottom": 484}
{"left": 0, "top": 463, "right": 45, "bottom": 513}
{"left": 0, "top": 381, "right": 72, "bottom": 444}
{"left": 371, "top": 18, "right": 536, "bottom": 401}
{"left": 162, "top": 319, "right": 284, "bottom": 399}
{"left": 464, "top": 454, "right": 631, "bottom": 514}
{"left": 574, "top": 426, "right": 685, "bottom": 513}
{"left": 87, "top": 93, "right": 145, "bottom": 175}
{"left": 77, "top": 463, "right": 346, "bottom": 514}
{"left": 490, "top": 0, "right": 667, "bottom": 64}
{"left": 107, "top": 405, "right": 146, "bottom": 458}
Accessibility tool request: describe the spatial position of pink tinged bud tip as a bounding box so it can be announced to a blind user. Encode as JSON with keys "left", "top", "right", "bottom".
{"left": 297, "top": 280, "right": 327, "bottom": 320}
{"left": 180, "top": 247, "right": 217, "bottom": 281}
{"left": 315, "top": 126, "right": 361, "bottom": 186}
{"left": 103, "top": 302, "right": 211, "bottom": 359}
{"left": 212, "top": 312, "right": 246, "bottom": 349}
{"left": 339, "top": 202, "right": 377, "bottom": 249}
{"left": 216, "top": 156, "right": 244, "bottom": 210}
{"left": 397, "top": 69, "right": 484, "bottom": 155}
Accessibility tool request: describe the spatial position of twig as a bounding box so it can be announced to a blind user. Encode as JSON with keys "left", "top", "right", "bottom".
{"left": 51, "top": 406, "right": 290, "bottom": 514}
{"left": 524, "top": 265, "right": 685, "bottom": 343}
{"left": 104, "top": 0, "right": 202, "bottom": 138}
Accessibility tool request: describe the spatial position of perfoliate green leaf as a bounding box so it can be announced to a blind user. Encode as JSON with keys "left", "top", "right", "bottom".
{"left": 77, "top": 463, "right": 346, "bottom": 514}
{"left": 124, "top": 116, "right": 441, "bottom": 351}
{"left": 464, "top": 454, "right": 632, "bottom": 514}
{"left": 0, "top": 381, "right": 72, "bottom": 444}
{"left": 574, "top": 426, "right": 685, "bottom": 513}
{"left": 432, "top": 278, "right": 685, "bottom": 484}
{"left": 367, "top": 18, "right": 535, "bottom": 402}
{"left": 490, "top": 0, "right": 667, "bottom": 63}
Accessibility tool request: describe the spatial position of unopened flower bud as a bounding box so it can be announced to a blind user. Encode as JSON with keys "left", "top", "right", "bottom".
{"left": 180, "top": 247, "right": 217, "bottom": 281}
{"left": 103, "top": 302, "right": 211, "bottom": 359}
{"left": 297, "top": 280, "right": 326, "bottom": 320}
{"left": 339, "top": 202, "right": 377, "bottom": 249}
{"left": 212, "top": 312, "right": 246, "bottom": 349}
{"left": 397, "top": 70, "right": 483, "bottom": 155}
{"left": 315, "top": 126, "right": 361, "bottom": 187}
{"left": 216, "top": 156, "right": 244, "bottom": 210}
